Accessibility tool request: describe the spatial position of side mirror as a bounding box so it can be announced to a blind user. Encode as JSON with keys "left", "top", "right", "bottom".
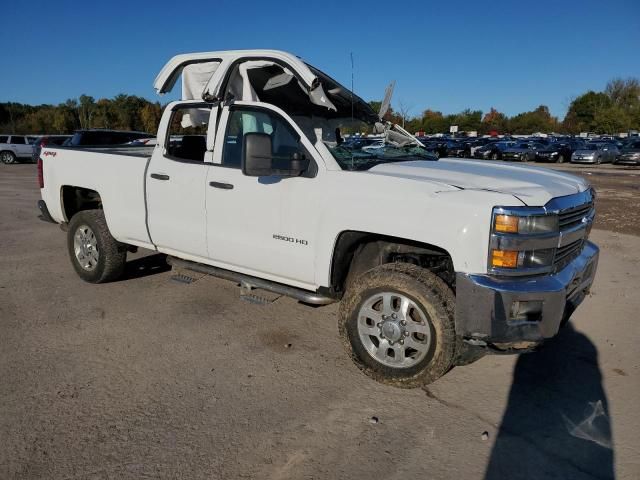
{"left": 242, "top": 132, "right": 309, "bottom": 177}
{"left": 242, "top": 133, "right": 273, "bottom": 177}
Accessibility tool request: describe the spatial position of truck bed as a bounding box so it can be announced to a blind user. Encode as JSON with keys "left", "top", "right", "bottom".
{"left": 40, "top": 146, "right": 155, "bottom": 249}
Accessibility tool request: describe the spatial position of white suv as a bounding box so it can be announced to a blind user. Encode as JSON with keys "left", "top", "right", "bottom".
{"left": 0, "top": 135, "right": 36, "bottom": 163}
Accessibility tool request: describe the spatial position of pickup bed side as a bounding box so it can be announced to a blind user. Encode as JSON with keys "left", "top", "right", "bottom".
{"left": 40, "top": 147, "right": 154, "bottom": 249}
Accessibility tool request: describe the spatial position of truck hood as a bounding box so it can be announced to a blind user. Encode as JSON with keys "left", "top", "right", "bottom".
{"left": 368, "top": 159, "right": 589, "bottom": 206}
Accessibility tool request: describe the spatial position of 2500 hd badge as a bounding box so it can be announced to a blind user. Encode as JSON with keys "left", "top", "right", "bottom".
{"left": 273, "top": 234, "right": 308, "bottom": 246}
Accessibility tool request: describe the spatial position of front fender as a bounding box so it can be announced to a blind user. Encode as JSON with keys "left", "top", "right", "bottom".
{"left": 314, "top": 179, "right": 522, "bottom": 288}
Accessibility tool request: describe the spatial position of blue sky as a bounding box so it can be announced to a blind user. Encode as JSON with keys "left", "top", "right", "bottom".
{"left": 2, "top": 0, "right": 639, "bottom": 119}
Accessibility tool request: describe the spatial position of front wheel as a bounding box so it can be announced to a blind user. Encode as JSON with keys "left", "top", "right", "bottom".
{"left": 338, "top": 263, "right": 457, "bottom": 388}
{"left": 557, "top": 154, "right": 565, "bottom": 163}
{"left": 491, "top": 152, "right": 499, "bottom": 160}
{"left": 0, "top": 151, "right": 16, "bottom": 164}
{"left": 67, "top": 210, "right": 126, "bottom": 283}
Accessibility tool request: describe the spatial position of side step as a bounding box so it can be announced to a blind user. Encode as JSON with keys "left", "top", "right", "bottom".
{"left": 166, "top": 256, "right": 336, "bottom": 306}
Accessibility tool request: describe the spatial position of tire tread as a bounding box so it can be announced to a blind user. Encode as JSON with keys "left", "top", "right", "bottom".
{"left": 67, "top": 210, "right": 126, "bottom": 283}
{"left": 338, "top": 262, "right": 458, "bottom": 388}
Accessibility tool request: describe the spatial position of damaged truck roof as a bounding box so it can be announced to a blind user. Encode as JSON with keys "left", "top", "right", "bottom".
{"left": 153, "top": 49, "right": 378, "bottom": 122}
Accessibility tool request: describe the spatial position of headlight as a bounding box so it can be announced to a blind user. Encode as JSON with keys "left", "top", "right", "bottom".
{"left": 494, "top": 214, "right": 558, "bottom": 234}
{"left": 490, "top": 209, "right": 560, "bottom": 273}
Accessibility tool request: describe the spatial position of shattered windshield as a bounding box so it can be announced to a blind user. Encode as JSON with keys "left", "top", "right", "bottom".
{"left": 321, "top": 117, "right": 437, "bottom": 171}
{"left": 329, "top": 143, "right": 437, "bottom": 170}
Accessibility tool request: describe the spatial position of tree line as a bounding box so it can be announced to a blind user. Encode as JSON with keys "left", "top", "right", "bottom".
{"left": 0, "top": 94, "right": 163, "bottom": 135}
{"left": 1, "top": 77, "right": 638, "bottom": 136}
{"left": 376, "top": 77, "right": 640, "bottom": 135}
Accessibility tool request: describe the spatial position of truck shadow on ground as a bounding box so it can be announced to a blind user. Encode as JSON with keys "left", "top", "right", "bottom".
{"left": 485, "top": 322, "right": 614, "bottom": 479}
{"left": 121, "top": 253, "right": 171, "bottom": 280}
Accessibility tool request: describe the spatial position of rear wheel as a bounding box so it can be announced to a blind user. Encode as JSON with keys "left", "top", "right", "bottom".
{"left": 339, "top": 263, "right": 457, "bottom": 388}
{"left": 0, "top": 151, "right": 16, "bottom": 164}
{"left": 67, "top": 210, "right": 126, "bottom": 283}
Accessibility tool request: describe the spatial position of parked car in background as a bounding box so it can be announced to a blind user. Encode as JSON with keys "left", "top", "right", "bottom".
{"left": 571, "top": 143, "right": 619, "bottom": 164}
{"left": 614, "top": 140, "right": 640, "bottom": 165}
{"left": 67, "top": 129, "right": 155, "bottom": 147}
{"left": 468, "top": 138, "right": 497, "bottom": 157}
{"left": 417, "top": 138, "right": 448, "bottom": 158}
{"left": 501, "top": 142, "right": 544, "bottom": 162}
{"left": 31, "top": 135, "right": 72, "bottom": 162}
{"left": 442, "top": 139, "right": 467, "bottom": 158}
{"left": 474, "top": 141, "right": 515, "bottom": 160}
{"left": 535, "top": 140, "right": 585, "bottom": 163}
{"left": 0, "top": 135, "right": 36, "bottom": 163}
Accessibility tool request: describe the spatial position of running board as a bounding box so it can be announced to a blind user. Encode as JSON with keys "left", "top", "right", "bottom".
{"left": 166, "top": 257, "right": 336, "bottom": 305}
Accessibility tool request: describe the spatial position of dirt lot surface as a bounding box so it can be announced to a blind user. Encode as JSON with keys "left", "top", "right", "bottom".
{"left": 1, "top": 164, "right": 638, "bottom": 479}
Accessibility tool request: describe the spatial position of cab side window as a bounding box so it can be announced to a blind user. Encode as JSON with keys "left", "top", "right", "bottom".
{"left": 166, "top": 105, "right": 211, "bottom": 162}
{"left": 222, "top": 108, "right": 300, "bottom": 169}
{"left": 11, "top": 136, "right": 26, "bottom": 145}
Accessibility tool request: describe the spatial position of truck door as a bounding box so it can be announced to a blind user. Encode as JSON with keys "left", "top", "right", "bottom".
{"left": 145, "top": 103, "right": 213, "bottom": 260}
{"left": 205, "top": 103, "right": 321, "bottom": 289}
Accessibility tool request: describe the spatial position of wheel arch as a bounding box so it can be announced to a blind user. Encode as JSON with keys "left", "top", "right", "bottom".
{"left": 60, "top": 185, "right": 103, "bottom": 222}
{"left": 328, "top": 230, "right": 455, "bottom": 297}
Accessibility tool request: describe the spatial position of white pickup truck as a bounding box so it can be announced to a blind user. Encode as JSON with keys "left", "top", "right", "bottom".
{"left": 37, "top": 50, "right": 599, "bottom": 387}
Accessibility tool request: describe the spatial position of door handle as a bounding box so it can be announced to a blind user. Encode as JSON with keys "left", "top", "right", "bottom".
{"left": 209, "top": 181, "right": 234, "bottom": 190}
{"left": 150, "top": 173, "right": 170, "bottom": 181}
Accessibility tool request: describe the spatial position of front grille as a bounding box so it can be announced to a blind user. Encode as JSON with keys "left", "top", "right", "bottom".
{"left": 552, "top": 199, "right": 594, "bottom": 270}
{"left": 554, "top": 239, "right": 583, "bottom": 270}
{"left": 558, "top": 203, "right": 593, "bottom": 229}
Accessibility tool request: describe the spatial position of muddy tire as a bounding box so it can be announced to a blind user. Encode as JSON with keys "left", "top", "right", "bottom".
{"left": 338, "top": 263, "right": 458, "bottom": 388}
{"left": 67, "top": 209, "right": 126, "bottom": 283}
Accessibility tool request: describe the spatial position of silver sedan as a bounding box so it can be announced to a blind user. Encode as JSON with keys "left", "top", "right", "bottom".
{"left": 571, "top": 143, "right": 619, "bottom": 164}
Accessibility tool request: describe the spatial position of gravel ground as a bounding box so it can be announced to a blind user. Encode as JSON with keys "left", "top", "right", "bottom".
{"left": 0, "top": 163, "right": 638, "bottom": 479}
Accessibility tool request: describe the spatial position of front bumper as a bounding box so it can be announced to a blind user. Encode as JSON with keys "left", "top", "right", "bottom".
{"left": 615, "top": 157, "right": 640, "bottom": 165}
{"left": 455, "top": 240, "right": 599, "bottom": 352}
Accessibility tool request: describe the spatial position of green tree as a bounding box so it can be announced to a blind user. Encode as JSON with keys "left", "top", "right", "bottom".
{"left": 419, "top": 109, "right": 448, "bottom": 134}
{"left": 604, "top": 77, "right": 640, "bottom": 131}
{"left": 563, "top": 92, "right": 611, "bottom": 133}
{"left": 51, "top": 102, "right": 77, "bottom": 134}
{"left": 450, "top": 109, "right": 482, "bottom": 133}
{"left": 509, "top": 105, "right": 558, "bottom": 134}
{"left": 78, "top": 95, "right": 96, "bottom": 129}
{"left": 593, "top": 105, "right": 630, "bottom": 134}
{"left": 140, "top": 102, "right": 162, "bottom": 133}
{"left": 92, "top": 98, "right": 115, "bottom": 129}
